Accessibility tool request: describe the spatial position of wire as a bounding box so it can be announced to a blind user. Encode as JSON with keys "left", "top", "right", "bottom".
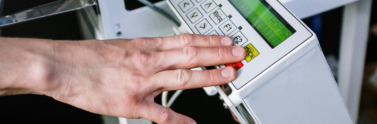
{"left": 162, "top": 91, "right": 168, "bottom": 107}
{"left": 167, "top": 90, "right": 183, "bottom": 107}
{"left": 154, "top": 0, "right": 186, "bottom": 106}
{"left": 137, "top": 0, "right": 181, "bottom": 26}
{"left": 162, "top": 90, "right": 183, "bottom": 107}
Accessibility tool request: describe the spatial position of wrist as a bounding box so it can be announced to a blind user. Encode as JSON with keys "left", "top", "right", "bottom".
{"left": 0, "top": 38, "right": 55, "bottom": 95}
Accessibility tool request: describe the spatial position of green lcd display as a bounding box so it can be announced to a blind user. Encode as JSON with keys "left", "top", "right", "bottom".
{"left": 229, "top": 0, "right": 296, "bottom": 48}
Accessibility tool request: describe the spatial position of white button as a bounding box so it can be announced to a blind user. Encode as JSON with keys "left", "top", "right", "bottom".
{"left": 179, "top": 0, "right": 194, "bottom": 13}
{"left": 196, "top": 0, "right": 203, "bottom": 3}
{"left": 231, "top": 32, "right": 248, "bottom": 46}
{"left": 200, "top": 0, "right": 216, "bottom": 13}
{"left": 195, "top": 19, "right": 212, "bottom": 34}
{"left": 210, "top": 9, "right": 227, "bottom": 24}
{"left": 206, "top": 30, "right": 220, "bottom": 35}
{"left": 219, "top": 20, "right": 237, "bottom": 36}
{"left": 186, "top": 8, "right": 203, "bottom": 24}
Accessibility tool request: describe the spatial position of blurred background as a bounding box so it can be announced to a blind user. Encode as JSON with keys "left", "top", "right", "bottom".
{"left": 0, "top": 0, "right": 376, "bottom": 124}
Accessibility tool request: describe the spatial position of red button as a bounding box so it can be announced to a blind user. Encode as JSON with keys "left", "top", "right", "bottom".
{"left": 225, "top": 62, "right": 244, "bottom": 70}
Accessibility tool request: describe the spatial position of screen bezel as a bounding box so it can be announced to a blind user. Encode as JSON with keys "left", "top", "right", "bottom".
{"left": 229, "top": 0, "right": 296, "bottom": 48}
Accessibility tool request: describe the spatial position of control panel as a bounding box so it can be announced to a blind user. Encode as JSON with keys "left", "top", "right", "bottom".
{"left": 168, "top": 0, "right": 313, "bottom": 90}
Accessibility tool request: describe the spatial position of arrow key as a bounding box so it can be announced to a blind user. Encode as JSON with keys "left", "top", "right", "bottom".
{"left": 179, "top": 0, "right": 194, "bottom": 13}
{"left": 195, "top": 19, "right": 213, "bottom": 34}
{"left": 200, "top": 0, "right": 217, "bottom": 13}
{"left": 186, "top": 8, "right": 203, "bottom": 24}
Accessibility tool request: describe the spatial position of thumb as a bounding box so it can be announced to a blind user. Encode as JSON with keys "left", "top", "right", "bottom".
{"left": 138, "top": 103, "right": 196, "bottom": 124}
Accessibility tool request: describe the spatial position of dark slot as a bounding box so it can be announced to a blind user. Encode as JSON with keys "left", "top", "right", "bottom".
{"left": 205, "top": 66, "right": 217, "bottom": 70}
{"left": 125, "top": 0, "right": 163, "bottom": 10}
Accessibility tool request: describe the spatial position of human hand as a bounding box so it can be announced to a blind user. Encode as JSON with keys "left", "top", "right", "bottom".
{"left": 7, "top": 34, "right": 245, "bottom": 124}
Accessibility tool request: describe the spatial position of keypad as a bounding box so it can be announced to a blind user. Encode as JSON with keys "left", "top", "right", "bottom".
{"left": 173, "top": 0, "right": 258, "bottom": 64}
{"left": 225, "top": 62, "right": 244, "bottom": 70}
{"left": 210, "top": 9, "right": 227, "bottom": 24}
{"left": 179, "top": 0, "right": 194, "bottom": 12}
{"left": 200, "top": 0, "right": 217, "bottom": 13}
{"left": 219, "top": 20, "right": 237, "bottom": 35}
{"left": 186, "top": 8, "right": 203, "bottom": 24}
{"left": 231, "top": 31, "right": 248, "bottom": 46}
{"left": 244, "top": 44, "right": 259, "bottom": 62}
{"left": 195, "top": 19, "right": 212, "bottom": 34}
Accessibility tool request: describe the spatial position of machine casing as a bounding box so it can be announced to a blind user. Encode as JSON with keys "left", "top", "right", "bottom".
{"left": 241, "top": 44, "right": 353, "bottom": 123}
{"left": 76, "top": 0, "right": 358, "bottom": 123}
{"left": 167, "top": 0, "right": 353, "bottom": 123}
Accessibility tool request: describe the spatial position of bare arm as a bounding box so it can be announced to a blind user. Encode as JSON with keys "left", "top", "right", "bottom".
{"left": 0, "top": 34, "right": 245, "bottom": 124}
{"left": 0, "top": 37, "right": 54, "bottom": 95}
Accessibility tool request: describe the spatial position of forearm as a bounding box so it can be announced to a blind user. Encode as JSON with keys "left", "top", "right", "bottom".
{"left": 0, "top": 37, "right": 131, "bottom": 96}
{"left": 0, "top": 34, "right": 244, "bottom": 124}
{"left": 0, "top": 37, "right": 55, "bottom": 96}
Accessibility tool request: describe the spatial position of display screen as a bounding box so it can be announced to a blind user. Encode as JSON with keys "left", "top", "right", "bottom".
{"left": 229, "top": 0, "right": 296, "bottom": 48}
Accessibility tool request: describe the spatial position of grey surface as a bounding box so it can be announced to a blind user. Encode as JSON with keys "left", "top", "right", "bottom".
{"left": 243, "top": 46, "right": 353, "bottom": 124}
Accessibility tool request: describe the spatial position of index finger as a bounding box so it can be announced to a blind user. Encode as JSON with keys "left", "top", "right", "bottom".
{"left": 135, "top": 34, "right": 234, "bottom": 51}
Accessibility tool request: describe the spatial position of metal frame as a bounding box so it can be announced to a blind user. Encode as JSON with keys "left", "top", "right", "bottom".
{"left": 338, "top": 0, "right": 372, "bottom": 122}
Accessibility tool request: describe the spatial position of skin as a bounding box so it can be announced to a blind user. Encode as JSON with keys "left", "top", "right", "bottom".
{"left": 0, "top": 34, "right": 245, "bottom": 124}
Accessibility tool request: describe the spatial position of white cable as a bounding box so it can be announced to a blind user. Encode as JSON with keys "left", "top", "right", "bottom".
{"left": 167, "top": 90, "right": 183, "bottom": 107}
{"left": 162, "top": 91, "right": 168, "bottom": 107}
{"left": 162, "top": 90, "right": 184, "bottom": 107}
{"left": 162, "top": 24, "right": 191, "bottom": 107}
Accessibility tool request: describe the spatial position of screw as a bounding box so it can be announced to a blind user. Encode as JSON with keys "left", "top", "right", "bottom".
{"left": 223, "top": 102, "right": 229, "bottom": 109}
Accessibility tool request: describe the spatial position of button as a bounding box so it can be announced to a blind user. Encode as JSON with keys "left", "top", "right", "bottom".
{"left": 195, "top": 19, "right": 212, "bottom": 34}
{"left": 225, "top": 62, "right": 244, "bottom": 70}
{"left": 196, "top": 0, "right": 203, "bottom": 3}
{"left": 244, "top": 43, "right": 259, "bottom": 62}
{"left": 200, "top": 0, "right": 217, "bottom": 13}
{"left": 206, "top": 30, "right": 220, "bottom": 35}
{"left": 186, "top": 8, "right": 203, "bottom": 24}
{"left": 179, "top": 0, "right": 194, "bottom": 13}
{"left": 219, "top": 20, "right": 237, "bottom": 36}
{"left": 210, "top": 9, "right": 227, "bottom": 24}
{"left": 231, "top": 32, "right": 248, "bottom": 46}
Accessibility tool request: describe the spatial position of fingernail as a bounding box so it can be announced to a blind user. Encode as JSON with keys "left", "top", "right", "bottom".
{"left": 221, "top": 37, "right": 233, "bottom": 46}
{"left": 232, "top": 47, "right": 245, "bottom": 57}
{"left": 189, "top": 121, "right": 197, "bottom": 124}
{"left": 221, "top": 68, "right": 234, "bottom": 78}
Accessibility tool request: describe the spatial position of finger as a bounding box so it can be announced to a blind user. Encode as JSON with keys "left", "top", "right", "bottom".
{"left": 153, "top": 67, "right": 236, "bottom": 91}
{"left": 134, "top": 34, "right": 233, "bottom": 51}
{"left": 154, "top": 46, "right": 245, "bottom": 70}
{"left": 138, "top": 103, "right": 196, "bottom": 124}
